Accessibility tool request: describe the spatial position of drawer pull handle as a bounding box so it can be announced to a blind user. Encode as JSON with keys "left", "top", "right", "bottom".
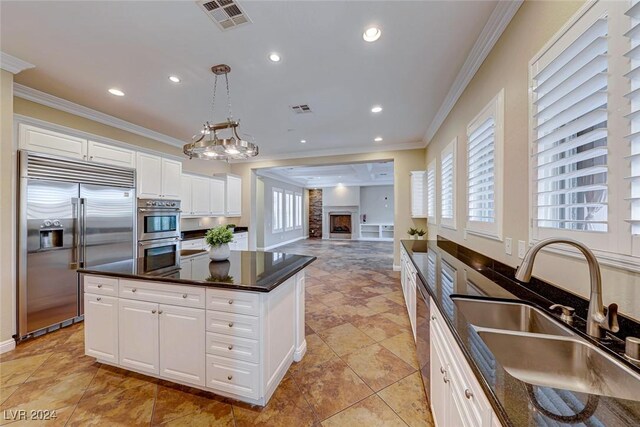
{"left": 228, "top": 322, "right": 234, "bottom": 327}
{"left": 228, "top": 345, "right": 233, "bottom": 350}
{"left": 97, "top": 284, "right": 103, "bottom": 288}
{"left": 228, "top": 299, "right": 234, "bottom": 305}
{"left": 132, "top": 288, "right": 137, "bottom": 293}
{"left": 97, "top": 297, "right": 102, "bottom": 301}
{"left": 182, "top": 294, "right": 188, "bottom": 299}
{"left": 431, "top": 315, "right": 436, "bottom": 320}
{"left": 159, "top": 310, "right": 163, "bottom": 314}
{"left": 443, "top": 375, "right": 449, "bottom": 384}
{"left": 440, "top": 367, "right": 446, "bottom": 374}
{"left": 227, "top": 375, "right": 233, "bottom": 381}
{"left": 152, "top": 310, "right": 156, "bottom": 314}
{"left": 465, "top": 389, "right": 473, "bottom": 399}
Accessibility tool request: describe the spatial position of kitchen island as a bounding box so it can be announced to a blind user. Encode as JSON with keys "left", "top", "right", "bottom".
{"left": 78, "top": 250, "right": 315, "bottom": 406}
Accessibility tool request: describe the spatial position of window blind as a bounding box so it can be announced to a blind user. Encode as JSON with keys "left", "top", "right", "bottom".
{"left": 532, "top": 17, "right": 608, "bottom": 232}
{"left": 467, "top": 117, "right": 496, "bottom": 223}
{"left": 272, "top": 189, "right": 283, "bottom": 232}
{"left": 295, "top": 193, "right": 302, "bottom": 229}
{"left": 441, "top": 151, "right": 454, "bottom": 220}
{"left": 285, "top": 192, "right": 294, "bottom": 230}
{"left": 626, "top": 1, "right": 640, "bottom": 234}
{"left": 410, "top": 171, "right": 427, "bottom": 218}
{"left": 427, "top": 164, "right": 436, "bottom": 220}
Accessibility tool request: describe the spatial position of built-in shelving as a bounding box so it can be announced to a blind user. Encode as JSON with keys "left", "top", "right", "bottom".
{"left": 359, "top": 223, "right": 394, "bottom": 241}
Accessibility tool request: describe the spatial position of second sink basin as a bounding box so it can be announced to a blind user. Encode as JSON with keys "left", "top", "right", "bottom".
{"left": 452, "top": 297, "right": 575, "bottom": 337}
{"left": 477, "top": 330, "right": 640, "bottom": 401}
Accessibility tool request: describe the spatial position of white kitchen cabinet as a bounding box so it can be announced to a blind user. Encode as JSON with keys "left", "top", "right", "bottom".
{"left": 229, "top": 232, "right": 248, "bottom": 251}
{"left": 84, "top": 293, "right": 118, "bottom": 363}
{"left": 210, "top": 178, "right": 226, "bottom": 216}
{"left": 161, "top": 158, "right": 182, "bottom": 199}
{"left": 19, "top": 124, "right": 87, "bottom": 160}
{"left": 400, "top": 246, "right": 418, "bottom": 341}
{"left": 136, "top": 152, "right": 163, "bottom": 199}
{"left": 182, "top": 238, "right": 207, "bottom": 250}
{"left": 180, "top": 259, "right": 193, "bottom": 279}
{"left": 181, "top": 175, "right": 193, "bottom": 215}
{"left": 159, "top": 304, "right": 206, "bottom": 386}
{"left": 225, "top": 175, "right": 242, "bottom": 217}
{"left": 88, "top": 141, "right": 135, "bottom": 168}
{"left": 118, "top": 299, "right": 159, "bottom": 375}
{"left": 410, "top": 171, "right": 427, "bottom": 218}
{"left": 191, "top": 176, "right": 211, "bottom": 216}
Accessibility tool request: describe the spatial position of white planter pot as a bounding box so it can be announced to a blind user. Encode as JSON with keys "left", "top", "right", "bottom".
{"left": 209, "top": 243, "right": 230, "bottom": 261}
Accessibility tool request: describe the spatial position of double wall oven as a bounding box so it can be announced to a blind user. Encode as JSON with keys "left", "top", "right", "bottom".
{"left": 137, "top": 199, "right": 181, "bottom": 274}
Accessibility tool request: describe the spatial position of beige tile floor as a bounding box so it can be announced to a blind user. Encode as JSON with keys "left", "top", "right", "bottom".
{"left": 0, "top": 239, "right": 433, "bottom": 426}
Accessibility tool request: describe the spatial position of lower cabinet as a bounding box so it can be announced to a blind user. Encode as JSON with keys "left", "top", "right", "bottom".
{"left": 400, "top": 246, "right": 418, "bottom": 341}
{"left": 84, "top": 293, "right": 119, "bottom": 363}
{"left": 118, "top": 299, "right": 160, "bottom": 375}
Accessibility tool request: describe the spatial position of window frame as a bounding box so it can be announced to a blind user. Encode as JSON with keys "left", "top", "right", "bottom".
{"left": 285, "top": 190, "right": 294, "bottom": 231}
{"left": 294, "top": 192, "right": 303, "bottom": 230}
{"left": 272, "top": 187, "right": 284, "bottom": 233}
{"left": 466, "top": 89, "right": 504, "bottom": 241}
{"left": 440, "top": 137, "right": 457, "bottom": 230}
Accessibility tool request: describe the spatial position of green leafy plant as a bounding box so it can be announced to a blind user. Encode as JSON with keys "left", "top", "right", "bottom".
{"left": 417, "top": 229, "right": 426, "bottom": 237}
{"left": 226, "top": 224, "right": 236, "bottom": 229}
{"left": 207, "top": 274, "right": 234, "bottom": 284}
{"left": 407, "top": 227, "right": 418, "bottom": 236}
{"left": 205, "top": 225, "right": 234, "bottom": 247}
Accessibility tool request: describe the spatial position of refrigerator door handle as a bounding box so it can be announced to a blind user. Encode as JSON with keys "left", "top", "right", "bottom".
{"left": 79, "top": 198, "right": 87, "bottom": 268}
{"left": 70, "top": 198, "right": 81, "bottom": 269}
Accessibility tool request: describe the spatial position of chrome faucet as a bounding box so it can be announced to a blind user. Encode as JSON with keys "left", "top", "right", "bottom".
{"left": 515, "top": 238, "right": 619, "bottom": 339}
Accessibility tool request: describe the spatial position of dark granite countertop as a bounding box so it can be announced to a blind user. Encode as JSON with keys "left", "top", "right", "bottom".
{"left": 79, "top": 250, "right": 315, "bottom": 292}
{"left": 402, "top": 238, "right": 640, "bottom": 426}
{"left": 181, "top": 227, "right": 248, "bottom": 241}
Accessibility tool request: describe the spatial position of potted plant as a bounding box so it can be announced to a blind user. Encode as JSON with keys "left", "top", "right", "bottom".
{"left": 226, "top": 223, "right": 236, "bottom": 233}
{"left": 417, "top": 229, "right": 427, "bottom": 240}
{"left": 205, "top": 225, "right": 234, "bottom": 261}
{"left": 408, "top": 228, "right": 418, "bottom": 239}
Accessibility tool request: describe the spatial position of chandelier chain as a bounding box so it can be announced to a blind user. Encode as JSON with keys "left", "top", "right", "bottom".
{"left": 225, "top": 72, "right": 233, "bottom": 120}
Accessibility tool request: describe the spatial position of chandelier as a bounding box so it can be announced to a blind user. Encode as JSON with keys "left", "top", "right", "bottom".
{"left": 183, "top": 64, "right": 258, "bottom": 161}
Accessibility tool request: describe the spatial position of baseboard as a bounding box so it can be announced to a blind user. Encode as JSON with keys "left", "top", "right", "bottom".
{"left": 262, "top": 236, "right": 307, "bottom": 251}
{"left": 0, "top": 338, "right": 16, "bottom": 354}
{"left": 293, "top": 339, "right": 307, "bottom": 362}
{"left": 393, "top": 264, "right": 401, "bottom": 272}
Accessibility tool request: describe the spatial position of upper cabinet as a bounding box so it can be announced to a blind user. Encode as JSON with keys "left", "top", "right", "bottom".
{"left": 181, "top": 175, "right": 227, "bottom": 217}
{"left": 210, "top": 179, "right": 225, "bottom": 217}
{"left": 19, "top": 124, "right": 87, "bottom": 160}
{"left": 225, "top": 175, "right": 242, "bottom": 217}
{"left": 137, "top": 153, "right": 182, "bottom": 199}
{"left": 88, "top": 141, "right": 135, "bottom": 168}
{"left": 190, "top": 176, "right": 211, "bottom": 216}
{"left": 410, "top": 171, "right": 427, "bottom": 218}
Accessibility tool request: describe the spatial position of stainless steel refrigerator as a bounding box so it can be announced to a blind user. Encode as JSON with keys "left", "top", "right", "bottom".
{"left": 17, "top": 151, "right": 136, "bottom": 340}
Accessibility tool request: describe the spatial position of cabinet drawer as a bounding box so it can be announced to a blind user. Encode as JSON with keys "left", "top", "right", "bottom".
{"left": 206, "top": 289, "right": 260, "bottom": 316}
{"left": 84, "top": 275, "right": 119, "bottom": 296}
{"left": 206, "top": 354, "right": 259, "bottom": 399}
{"left": 206, "top": 332, "right": 259, "bottom": 363}
{"left": 120, "top": 279, "right": 205, "bottom": 308}
{"left": 206, "top": 311, "right": 259, "bottom": 339}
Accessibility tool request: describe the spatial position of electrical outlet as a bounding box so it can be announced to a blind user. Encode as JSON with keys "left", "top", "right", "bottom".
{"left": 518, "top": 240, "right": 526, "bottom": 259}
{"left": 505, "top": 238, "right": 512, "bottom": 255}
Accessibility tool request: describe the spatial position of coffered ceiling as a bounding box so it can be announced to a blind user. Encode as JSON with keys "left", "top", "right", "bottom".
{"left": 1, "top": 1, "right": 498, "bottom": 158}
{"left": 258, "top": 162, "right": 393, "bottom": 188}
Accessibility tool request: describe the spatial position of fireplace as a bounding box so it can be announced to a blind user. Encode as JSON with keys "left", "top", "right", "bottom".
{"left": 329, "top": 213, "right": 352, "bottom": 239}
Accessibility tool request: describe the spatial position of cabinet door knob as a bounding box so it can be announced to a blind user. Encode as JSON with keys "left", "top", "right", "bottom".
{"left": 228, "top": 299, "right": 233, "bottom": 305}
{"left": 431, "top": 315, "right": 436, "bottom": 320}
{"left": 182, "top": 294, "right": 188, "bottom": 299}
{"left": 97, "top": 297, "right": 102, "bottom": 301}
{"left": 440, "top": 367, "right": 446, "bottom": 374}
{"left": 228, "top": 345, "right": 233, "bottom": 350}
{"left": 227, "top": 375, "right": 233, "bottom": 381}
{"left": 228, "top": 322, "right": 234, "bottom": 327}
{"left": 152, "top": 310, "right": 157, "bottom": 314}
{"left": 159, "top": 310, "right": 163, "bottom": 314}
{"left": 97, "top": 284, "right": 102, "bottom": 288}
{"left": 131, "top": 288, "right": 137, "bottom": 293}
{"left": 465, "top": 389, "right": 473, "bottom": 399}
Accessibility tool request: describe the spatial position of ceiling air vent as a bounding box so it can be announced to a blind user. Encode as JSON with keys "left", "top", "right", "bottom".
{"left": 198, "top": 0, "right": 251, "bottom": 31}
{"left": 290, "top": 104, "right": 312, "bottom": 114}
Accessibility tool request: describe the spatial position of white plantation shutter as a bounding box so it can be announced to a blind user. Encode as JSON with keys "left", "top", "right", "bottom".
{"left": 295, "top": 193, "right": 302, "bottom": 229}
{"left": 410, "top": 171, "right": 427, "bottom": 218}
{"left": 427, "top": 161, "right": 436, "bottom": 222}
{"left": 467, "top": 117, "right": 495, "bottom": 223}
{"left": 272, "top": 188, "right": 283, "bottom": 233}
{"left": 285, "top": 191, "right": 294, "bottom": 230}
{"left": 441, "top": 138, "right": 456, "bottom": 228}
{"left": 627, "top": 1, "right": 640, "bottom": 235}
{"left": 531, "top": 15, "right": 608, "bottom": 232}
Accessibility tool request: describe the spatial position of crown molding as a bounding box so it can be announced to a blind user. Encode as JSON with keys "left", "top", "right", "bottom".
{"left": 13, "top": 83, "right": 185, "bottom": 147}
{"left": 423, "top": 0, "right": 523, "bottom": 145}
{"left": 0, "top": 52, "right": 34, "bottom": 74}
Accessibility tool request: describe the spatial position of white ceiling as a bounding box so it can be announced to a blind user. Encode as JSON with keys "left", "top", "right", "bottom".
{"left": 259, "top": 162, "right": 393, "bottom": 188}
{"left": 1, "top": 1, "right": 498, "bottom": 158}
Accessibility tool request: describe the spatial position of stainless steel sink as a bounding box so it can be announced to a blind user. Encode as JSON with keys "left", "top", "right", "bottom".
{"left": 477, "top": 330, "right": 640, "bottom": 401}
{"left": 452, "top": 297, "right": 575, "bottom": 337}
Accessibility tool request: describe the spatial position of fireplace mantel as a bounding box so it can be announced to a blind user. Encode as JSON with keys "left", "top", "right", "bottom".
{"left": 322, "top": 205, "right": 359, "bottom": 240}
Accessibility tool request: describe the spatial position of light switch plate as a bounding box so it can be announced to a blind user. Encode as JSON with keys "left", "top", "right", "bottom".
{"left": 518, "top": 240, "right": 526, "bottom": 259}
{"left": 505, "top": 238, "right": 512, "bottom": 255}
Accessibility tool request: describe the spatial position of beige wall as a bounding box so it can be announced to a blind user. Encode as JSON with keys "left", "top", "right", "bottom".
{"left": 1, "top": 70, "right": 16, "bottom": 344}
{"left": 230, "top": 149, "right": 427, "bottom": 266}
{"left": 425, "top": 0, "right": 640, "bottom": 321}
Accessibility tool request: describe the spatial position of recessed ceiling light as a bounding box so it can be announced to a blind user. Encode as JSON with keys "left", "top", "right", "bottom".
{"left": 374, "top": 137, "right": 383, "bottom": 142}
{"left": 300, "top": 139, "right": 306, "bottom": 144}
{"left": 371, "top": 105, "right": 383, "bottom": 113}
{"left": 168, "top": 75, "right": 181, "bottom": 83}
{"left": 269, "top": 53, "right": 281, "bottom": 62}
{"left": 363, "top": 26, "right": 381, "bottom": 42}
{"left": 108, "top": 88, "right": 125, "bottom": 97}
